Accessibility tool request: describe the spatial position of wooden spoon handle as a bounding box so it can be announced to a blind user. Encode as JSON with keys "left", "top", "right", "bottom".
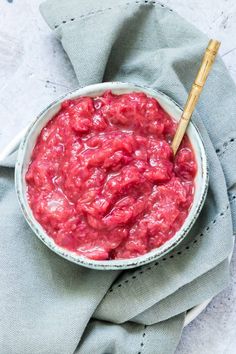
{"left": 171, "top": 39, "right": 221, "bottom": 155}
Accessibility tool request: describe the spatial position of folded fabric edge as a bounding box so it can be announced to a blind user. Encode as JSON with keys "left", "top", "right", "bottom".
{"left": 129, "top": 258, "right": 230, "bottom": 325}
{"left": 0, "top": 151, "right": 18, "bottom": 168}
{"left": 77, "top": 312, "right": 185, "bottom": 354}
{"left": 39, "top": 0, "right": 175, "bottom": 30}
{"left": 39, "top": 0, "right": 139, "bottom": 30}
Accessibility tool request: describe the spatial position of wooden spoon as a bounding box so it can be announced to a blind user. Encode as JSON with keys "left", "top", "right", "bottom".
{"left": 171, "top": 39, "right": 221, "bottom": 155}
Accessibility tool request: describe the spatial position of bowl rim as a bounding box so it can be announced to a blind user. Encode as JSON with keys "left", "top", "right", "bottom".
{"left": 15, "top": 81, "right": 209, "bottom": 270}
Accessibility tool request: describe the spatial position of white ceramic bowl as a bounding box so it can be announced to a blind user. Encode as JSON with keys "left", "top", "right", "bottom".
{"left": 15, "top": 82, "right": 208, "bottom": 270}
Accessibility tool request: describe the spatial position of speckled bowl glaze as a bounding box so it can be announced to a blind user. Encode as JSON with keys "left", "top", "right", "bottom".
{"left": 15, "top": 82, "right": 208, "bottom": 270}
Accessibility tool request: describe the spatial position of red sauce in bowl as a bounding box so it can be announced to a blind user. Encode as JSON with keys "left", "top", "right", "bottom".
{"left": 26, "top": 91, "right": 197, "bottom": 260}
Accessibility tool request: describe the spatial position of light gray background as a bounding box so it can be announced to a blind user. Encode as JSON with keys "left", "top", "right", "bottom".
{"left": 0, "top": 0, "right": 236, "bottom": 353}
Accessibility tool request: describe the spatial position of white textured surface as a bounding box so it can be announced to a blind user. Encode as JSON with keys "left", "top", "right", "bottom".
{"left": 0, "top": 1, "right": 236, "bottom": 353}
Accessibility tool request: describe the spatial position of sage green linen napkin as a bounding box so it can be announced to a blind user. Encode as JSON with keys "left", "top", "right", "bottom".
{"left": 0, "top": 1, "right": 235, "bottom": 353}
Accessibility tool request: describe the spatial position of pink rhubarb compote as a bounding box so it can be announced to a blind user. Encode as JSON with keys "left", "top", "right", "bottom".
{"left": 26, "top": 91, "right": 197, "bottom": 260}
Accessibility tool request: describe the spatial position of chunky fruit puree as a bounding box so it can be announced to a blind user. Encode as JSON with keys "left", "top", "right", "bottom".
{"left": 26, "top": 91, "right": 197, "bottom": 260}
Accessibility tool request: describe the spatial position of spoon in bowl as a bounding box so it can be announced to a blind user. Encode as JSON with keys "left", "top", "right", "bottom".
{"left": 171, "top": 39, "right": 221, "bottom": 155}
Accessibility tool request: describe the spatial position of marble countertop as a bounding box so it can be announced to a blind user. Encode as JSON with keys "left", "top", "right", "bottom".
{"left": 1, "top": 0, "right": 236, "bottom": 352}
